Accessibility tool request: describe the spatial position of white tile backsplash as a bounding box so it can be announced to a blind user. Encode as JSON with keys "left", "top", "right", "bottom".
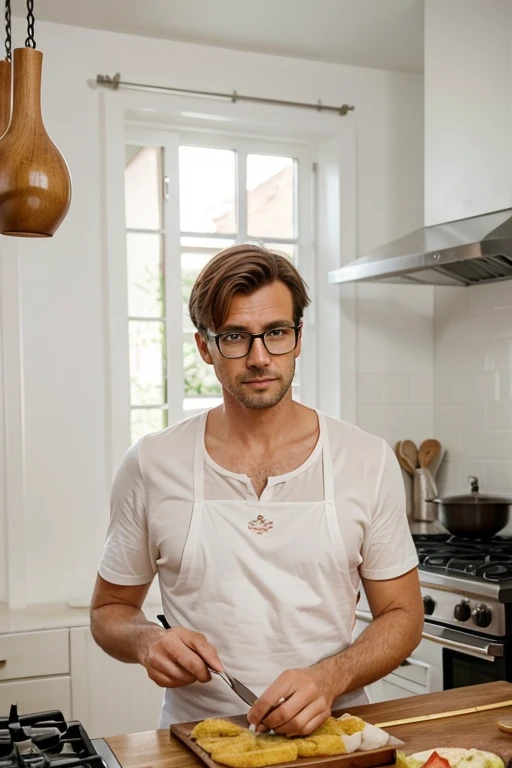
{"left": 486, "top": 401, "right": 512, "bottom": 430}
{"left": 411, "top": 372, "right": 434, "bottom": 404}
{"left": 434, "top": 284, "right": 512, "bottom": 496}
{"left": 487, "top": 461, "right": 512, "bottom": 492}
{"left": 487, "top": 307, "right": 512, "bottom": 341}
{"left": 358, "top": 374, "right": 411, "bottom": 405}
{"left": 356, "top": 284, "right": 434, "bottom": 446}
{"left": 354, "top": 280, "right": 512, "bottom": 499}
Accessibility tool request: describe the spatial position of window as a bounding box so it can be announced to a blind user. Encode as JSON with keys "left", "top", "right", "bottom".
{"left": 124, "top": 130, "right": 312, "bottom": 443}
{"left": 124, "top": 146, "right": 168, "bottom": 443}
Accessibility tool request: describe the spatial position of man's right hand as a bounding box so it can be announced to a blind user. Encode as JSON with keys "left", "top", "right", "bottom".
{"left": 141, "top": 626, "right": 224, "bottom": 688}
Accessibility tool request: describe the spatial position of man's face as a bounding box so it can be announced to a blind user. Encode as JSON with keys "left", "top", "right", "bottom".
{"left": 196, "top": 281, "right": 302, "bottom": 410}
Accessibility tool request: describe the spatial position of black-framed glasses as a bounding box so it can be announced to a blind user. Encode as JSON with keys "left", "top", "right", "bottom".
{"left": 207, "top": 324, "right": 302, "bottom": 359}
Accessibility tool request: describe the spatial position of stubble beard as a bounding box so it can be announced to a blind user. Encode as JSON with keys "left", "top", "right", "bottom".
{"left": 223, "top": 361, "right": 296, "bottom": 410}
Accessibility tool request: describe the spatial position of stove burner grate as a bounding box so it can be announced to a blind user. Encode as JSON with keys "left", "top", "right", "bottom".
{"left": 414, "top": 533, "right": 512, "bottom": 582}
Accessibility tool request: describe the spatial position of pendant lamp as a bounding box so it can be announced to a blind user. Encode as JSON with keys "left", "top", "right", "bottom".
{"left": 0, "top": 0, "right": 11, "bottom": 137}
{"left": 0, "top": 0, "right": 71, "bottom": 237}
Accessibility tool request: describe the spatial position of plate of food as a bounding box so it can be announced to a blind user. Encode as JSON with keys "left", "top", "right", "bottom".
{"left": 396, "top": 749, "right": 505, "bottom": 768}
{"left": 171, "top": 713, "right": 403, "bottom": 768}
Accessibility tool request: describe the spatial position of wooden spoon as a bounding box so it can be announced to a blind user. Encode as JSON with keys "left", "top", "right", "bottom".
{"left": 419, "top": 439, "right": 441, "bottom": 469}
{"left": 497, "top": 718, "right": 512, "bottom": 734}
{"left": 395, "top": 440, "right": 417, "bottom": 476}
{"left": 401, "top": 440, "right": 419, "bottom": 473}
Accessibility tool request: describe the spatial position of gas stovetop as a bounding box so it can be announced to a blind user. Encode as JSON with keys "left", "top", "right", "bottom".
{"left": 413, "top": 534, "right": 512, "bottom": 636}
{"left": 414, "top": 534, "right": 512, "bottom": 583}
{"left": 0, "top": 707, "right": 121, "bottom": 767}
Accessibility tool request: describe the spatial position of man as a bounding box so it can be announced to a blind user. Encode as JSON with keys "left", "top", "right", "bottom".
{"left": 91, "top": 244, "right": 423, "bottom": 736}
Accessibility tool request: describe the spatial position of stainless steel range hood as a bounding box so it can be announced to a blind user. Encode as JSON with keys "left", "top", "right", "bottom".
{"left": 328, "top": 208, "right": 512, "bottom": 287}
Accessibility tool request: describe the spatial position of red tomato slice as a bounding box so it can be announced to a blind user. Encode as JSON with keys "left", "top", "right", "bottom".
{"left": 422, "top": 752, "right": 451, "bottom": 768}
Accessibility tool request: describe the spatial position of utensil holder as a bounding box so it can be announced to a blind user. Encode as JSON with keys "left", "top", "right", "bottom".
{"left": 412, "top": 468, "right": 437, "bottom": 522}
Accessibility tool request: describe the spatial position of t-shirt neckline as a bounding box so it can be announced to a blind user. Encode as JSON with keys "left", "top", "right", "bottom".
{"left": 202, "top": 409, "right": 323, "bottom": 489}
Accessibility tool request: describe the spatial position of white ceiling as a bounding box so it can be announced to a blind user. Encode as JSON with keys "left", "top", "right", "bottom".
{"left": 16, "top": 0, "right": 424, "bottom": 74}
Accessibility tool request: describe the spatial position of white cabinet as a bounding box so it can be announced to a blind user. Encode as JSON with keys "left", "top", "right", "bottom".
{"left": 0, "top": 678, "right": 71, "bottom": 717}
{"left": 0, "top": 629, "right": 71, "bottom": 717}
{"left": 364, "top": 660, "right": 431, "bottom": 704}
{"left": 353, "top": 614, "right": 434, "bottom": 703}
{"left": 0, "top": 629, "right": 69, "bottom": 680}
{"left": 70, "top": 627, "right": 163, "bottom": 739}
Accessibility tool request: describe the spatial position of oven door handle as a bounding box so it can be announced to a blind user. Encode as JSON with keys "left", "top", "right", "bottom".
{"left": 420, "top": 624, "right": 504, "bottom": 659}
{"left": 355, "top": 609, "right": 504, "bottom": 660}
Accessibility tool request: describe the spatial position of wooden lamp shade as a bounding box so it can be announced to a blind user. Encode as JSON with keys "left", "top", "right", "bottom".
{"left": 0, "top": 47, "right": 71, "bottom": 237}
{"left": 0, "top": 59, "right": 11, "bottom": 136}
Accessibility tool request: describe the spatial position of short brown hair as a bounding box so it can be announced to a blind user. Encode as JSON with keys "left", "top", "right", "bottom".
{"left": 189, "top": 244, "right": 311, "bottom": 333}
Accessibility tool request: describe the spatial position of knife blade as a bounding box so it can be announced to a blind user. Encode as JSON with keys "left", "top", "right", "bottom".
{"left": 214, "top": 670, "right": 258, "bottom": 706}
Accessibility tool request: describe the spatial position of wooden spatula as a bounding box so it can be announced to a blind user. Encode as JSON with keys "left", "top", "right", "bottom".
{"left": 419, "top": 438, "right": 441, "bottom": 469}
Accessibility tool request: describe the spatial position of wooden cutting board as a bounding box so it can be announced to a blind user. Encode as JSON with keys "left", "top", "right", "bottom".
{"left": 171, "top": 715, "right": 396, "bottom": 768}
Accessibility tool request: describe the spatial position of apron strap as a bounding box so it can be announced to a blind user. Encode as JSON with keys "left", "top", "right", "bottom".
{"left": 193, "top": 411, "right": 207, "bottom": 500}
{"left": 318, "top": 411, "right": 335, "bottom": 505}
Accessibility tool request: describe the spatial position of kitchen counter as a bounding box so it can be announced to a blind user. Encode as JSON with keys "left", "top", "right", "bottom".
{"left": 0, "top": 600, "right": 163, "bottom": 634}
{"left": 106, "top": 682, "right": 512, "bottom": 768}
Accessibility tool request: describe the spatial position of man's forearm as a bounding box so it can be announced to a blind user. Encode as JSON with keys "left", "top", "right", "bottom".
{"left": 312, "top": 608, "right": 423, "bottom": 701}
{"left": 90, "top": 604, "right": 166, "bottom": 665}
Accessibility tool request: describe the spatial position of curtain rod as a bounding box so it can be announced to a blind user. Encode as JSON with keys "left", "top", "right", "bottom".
{"left": 95, "top": 73, "right": 355, "bottom": 117}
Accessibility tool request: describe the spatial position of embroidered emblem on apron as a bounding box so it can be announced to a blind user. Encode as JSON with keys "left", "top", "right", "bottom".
{"left": 248, "top": 514, "right": 274, "bottom": 534}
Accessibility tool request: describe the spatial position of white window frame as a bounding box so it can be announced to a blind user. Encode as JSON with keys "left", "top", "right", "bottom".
{"left": 123, "top": 125, "right": 316, "bottom": 439}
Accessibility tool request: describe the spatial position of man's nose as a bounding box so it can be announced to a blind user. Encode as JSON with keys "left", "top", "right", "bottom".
{"left": 246, "top": 336, "right": 271, "bottom": 367}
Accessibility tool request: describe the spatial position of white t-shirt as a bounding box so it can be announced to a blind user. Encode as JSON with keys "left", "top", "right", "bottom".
{"left": 99, "top": 412, "right": 418, "bottom": 590}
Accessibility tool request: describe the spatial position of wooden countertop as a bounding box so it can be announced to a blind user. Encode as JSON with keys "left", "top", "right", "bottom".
{"left": 106, "top": 681, "right": 512, "bottom": 768}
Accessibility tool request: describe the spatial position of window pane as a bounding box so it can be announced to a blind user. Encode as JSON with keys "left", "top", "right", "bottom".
{"left": 181, "top": 236, "right": 236, "bottom": 249}
{"left": 125, "top": 146, "right": 162, "bottom": 230}
{"left": 263, "top": 242, "right": 298, "bottom": 263}
{"left": 129, "top": 320, "right": 166, "bottom": 405}
{"left": 179, "top": 146, "right": 236, "bottom": 234}
{"left": 131, "top": 408, "right": 166, "bottom": 443}
{"left": 127, "top": 233, "right": 164, "bottom": 318}
{"left": 247, "top": 155, "right": 296, "bottom": 238}
{"left": 183, "top": 340, "right": 221, "bottom": 396}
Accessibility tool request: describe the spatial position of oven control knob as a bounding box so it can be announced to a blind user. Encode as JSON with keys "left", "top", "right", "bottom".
{"left": 472, "top": 604, "right": 493, "bottom": 628}
{"left": 454, "top": 601, "right": 471, "bottom": 622}
{"left": 423, "top": 595, "right": 436, "bottom": 616}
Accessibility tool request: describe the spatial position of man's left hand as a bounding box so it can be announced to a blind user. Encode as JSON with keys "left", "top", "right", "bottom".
{"left": 247, "top": 666, "right": 334, "bottom": 737}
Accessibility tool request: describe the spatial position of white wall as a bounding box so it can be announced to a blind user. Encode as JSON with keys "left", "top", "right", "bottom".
{"left": 425, "top": 0, "right": 512, "bottom": 226}
{"left": 0, "top": 18, "right": 424, "bottom": 606}
{"left": 425, "top": 1, "right": 512, "bottom": 505}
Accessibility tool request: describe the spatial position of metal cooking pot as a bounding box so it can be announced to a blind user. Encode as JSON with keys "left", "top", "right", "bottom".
{"left": 428, "top": 476, "right": 512, "bottom": 539}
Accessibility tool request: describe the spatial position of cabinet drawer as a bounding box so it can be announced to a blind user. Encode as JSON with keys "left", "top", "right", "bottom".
{"left": 0, "top": 676, "right": 71, "bottom": 718}
{"left": 379, "top": 678, "right": 418, "bottom": 701}
{"left": 392, "top": 658, "right": 429, "bottom": 687}
{"left": 0, "top": 629, "right": 69, "bottom": 680}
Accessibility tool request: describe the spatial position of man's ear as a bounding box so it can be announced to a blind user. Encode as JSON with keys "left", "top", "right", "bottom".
{"left": 195, "top": 331, "right": 214, "bottom": 365}
{"left": 294, "top": 322, "right": 303, "bottom": 360}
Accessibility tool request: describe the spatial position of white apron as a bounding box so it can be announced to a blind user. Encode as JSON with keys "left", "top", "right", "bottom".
{"left": 158, "top": 411, "right": 368, "bottom": 727}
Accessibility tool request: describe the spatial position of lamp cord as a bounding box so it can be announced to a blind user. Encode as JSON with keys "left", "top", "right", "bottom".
{"left": 25, "top": 0, "right": 35, "bottom": 48}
